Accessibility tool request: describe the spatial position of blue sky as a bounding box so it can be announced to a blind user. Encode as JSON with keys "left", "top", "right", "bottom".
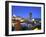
{"left": 12, "top": 6, "right": 41, "bottom": 18}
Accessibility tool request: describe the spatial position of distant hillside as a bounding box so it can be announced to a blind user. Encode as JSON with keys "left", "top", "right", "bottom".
{"left": 33, "top": 18, "right": 41, "bottom": 21}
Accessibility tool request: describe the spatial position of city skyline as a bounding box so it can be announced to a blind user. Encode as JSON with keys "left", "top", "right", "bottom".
{"left": 12, "top": 6, "right": 41, "bottom": 19}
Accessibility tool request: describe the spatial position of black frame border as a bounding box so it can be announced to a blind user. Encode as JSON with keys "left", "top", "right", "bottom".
{"left": 5, "top": 1, "right": 45, "bottom": 36}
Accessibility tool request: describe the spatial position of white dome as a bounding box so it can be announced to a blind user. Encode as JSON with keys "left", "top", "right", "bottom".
{"left": 32, "top": 19, "right": 35, "bottom": 21}
{"left": 13, "top": 14, "right": 16, "bottom": 17}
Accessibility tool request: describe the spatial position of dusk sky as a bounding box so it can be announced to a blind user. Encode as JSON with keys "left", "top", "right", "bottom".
{"left": 12, "top": 6, "right": 41, "bottom": 18}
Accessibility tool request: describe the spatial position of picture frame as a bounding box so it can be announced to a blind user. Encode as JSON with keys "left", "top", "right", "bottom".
{"left": 5, "top": 1, "right": 45, "bottom": 36}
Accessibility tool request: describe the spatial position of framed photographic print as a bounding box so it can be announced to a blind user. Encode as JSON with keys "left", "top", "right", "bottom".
{"left": 5, "top": 1, "right": 45, "bottom": 36}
